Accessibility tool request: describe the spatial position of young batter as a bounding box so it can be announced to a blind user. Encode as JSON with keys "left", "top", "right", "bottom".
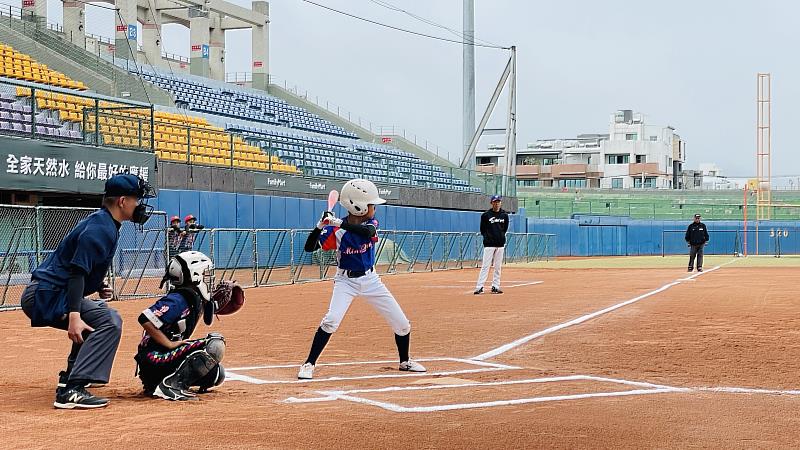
{"left": 297, "top": 179, "right": 425, "bottom": 379}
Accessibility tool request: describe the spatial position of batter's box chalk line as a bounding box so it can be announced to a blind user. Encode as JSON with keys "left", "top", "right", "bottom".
{"left": 282, "top": 373, "right": 800, "bottom": 413}
{"left": 283, "top": 374, "right": 687, "bottom": 413}
{"left": 225, "top": 357, "right": 519, "bottom": 385}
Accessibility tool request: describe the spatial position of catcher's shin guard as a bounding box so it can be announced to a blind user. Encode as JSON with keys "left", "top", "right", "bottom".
{"left": 153, "top": 350, "right": 217, "bottom": 401}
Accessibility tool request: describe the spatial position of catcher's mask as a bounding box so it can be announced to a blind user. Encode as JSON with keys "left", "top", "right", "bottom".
{"left": 161, "top": 251, "right": 213, "bottom": 303}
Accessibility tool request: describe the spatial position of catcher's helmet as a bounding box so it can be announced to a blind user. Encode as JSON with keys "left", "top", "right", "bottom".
{"left": 165, "top": 251, "right": 213, "bottom": 301}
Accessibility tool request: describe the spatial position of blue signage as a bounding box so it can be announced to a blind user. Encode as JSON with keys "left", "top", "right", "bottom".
{"left": 201, "top": 44, "right": 209, "bottom": 59}
{"left": 127, "top": 24, "right": 137, "bottom": 40}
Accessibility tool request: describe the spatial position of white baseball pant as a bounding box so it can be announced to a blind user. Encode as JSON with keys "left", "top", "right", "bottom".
{"left": 319, "top": 270, "right": 411, "bottom": 336}
{"left": 476, "top": 247, "right": 504, "bottom": 290}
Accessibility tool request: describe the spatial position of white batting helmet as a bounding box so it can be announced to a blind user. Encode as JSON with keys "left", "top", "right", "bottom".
{"left": 340, "top": 179, "right": 386, "bottom": 216}
{"left": 165, "top": 251, "right": 213, "bottom": 301}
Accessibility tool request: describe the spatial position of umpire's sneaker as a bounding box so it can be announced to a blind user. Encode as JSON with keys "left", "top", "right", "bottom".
{"left": 399, "top": 360, "right": 426, "bottom": 372}
{"left": 56, "top": 372, "right": 92, "bottom": 396}
{"left": 298, "top": 363, "right": 315, "bottom": 380}
{"left": 54, "top": 387, "right": 109, "bottom": 409}
{"left": 473, "top": 287, "right": 483, "bottom": 295}
{"left": 491, "top": 286, "right": 504, "bottom": 294}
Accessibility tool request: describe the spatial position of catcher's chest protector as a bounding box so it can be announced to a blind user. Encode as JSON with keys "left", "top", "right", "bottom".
{"left": 165, "top": 288, "right": 203, "bottom": 341}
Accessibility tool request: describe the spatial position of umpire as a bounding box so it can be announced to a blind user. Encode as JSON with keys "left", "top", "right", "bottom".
{"left": 20, "top": 173, "right": 155, "bottom": 409}
{"left": 685, "top": 213, "right": 710, "bottom": 272}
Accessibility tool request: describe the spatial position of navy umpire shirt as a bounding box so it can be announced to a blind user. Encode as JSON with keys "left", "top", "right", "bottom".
{"left": 32, "top": 208, "right": 121, "bottom": 296}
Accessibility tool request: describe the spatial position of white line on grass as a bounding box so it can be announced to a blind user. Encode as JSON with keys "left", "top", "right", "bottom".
{"left": 472, "top": 260, "right": 737, "bottom": 361}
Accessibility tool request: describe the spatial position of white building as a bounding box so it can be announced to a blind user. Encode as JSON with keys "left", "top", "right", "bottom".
{"left": 476, "top": 110, "right": 687, "bottom": 189}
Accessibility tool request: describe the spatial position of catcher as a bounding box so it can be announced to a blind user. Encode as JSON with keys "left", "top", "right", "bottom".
{"left": 134, "top": 251, "right": 245, "bottom": 401}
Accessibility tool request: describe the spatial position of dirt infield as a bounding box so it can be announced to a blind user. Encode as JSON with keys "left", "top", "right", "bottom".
{"left": 4, "top": 259, "right": 800, "bottom": 448}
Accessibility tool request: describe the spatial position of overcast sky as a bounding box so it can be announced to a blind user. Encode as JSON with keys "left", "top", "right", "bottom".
{"left": 40, "top": 0, "right": 800, "bottom": 176}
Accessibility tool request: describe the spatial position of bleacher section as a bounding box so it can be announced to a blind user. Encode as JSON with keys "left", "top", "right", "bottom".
{"left": 0, "top": 43, "right": 87, "bottom": 90}
{"left": 0, "top": 44, "right": 298, "bottom": 174}
{"left": 0, "top": 44, "right": 485, "bottom": 192}
{"left": 228, "top": 124, "right": 477, "bottom": 191}
{"left": 126, "top": 66, "right": 477, "bottom": 191}
{"left": 137, "top": 68, "right": 358, "bottom": 139}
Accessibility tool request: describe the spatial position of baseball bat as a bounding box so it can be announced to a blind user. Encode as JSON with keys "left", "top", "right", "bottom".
{"left": 327, "top": 189, "right": 339, "bottom": 212}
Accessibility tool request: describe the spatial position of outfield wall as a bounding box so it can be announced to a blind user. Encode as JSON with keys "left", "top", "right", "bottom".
{"left": 528, "top": 215, "right": 800, "bottom": 257}
{"left": 151, "top": 189, "right": 527, "bottom": 234}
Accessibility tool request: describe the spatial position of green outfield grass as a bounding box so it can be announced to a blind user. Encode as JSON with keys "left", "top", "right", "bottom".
{"left": 518, "top": 189, "right": 800, "bottom": 220}
{"left": 511, "top": 255, "right": 800, "bottom": 269}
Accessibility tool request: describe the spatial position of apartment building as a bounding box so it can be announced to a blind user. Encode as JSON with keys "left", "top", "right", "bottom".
{"left": 476, "top": 110, "right": 686, "bottom": 189}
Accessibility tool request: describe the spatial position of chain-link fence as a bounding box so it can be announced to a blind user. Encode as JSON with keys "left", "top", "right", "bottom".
{"left": 0, "top": 203, "right": 555, "bottom": 311}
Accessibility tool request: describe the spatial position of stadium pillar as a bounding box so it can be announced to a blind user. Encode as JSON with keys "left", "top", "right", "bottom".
{"left": 190, "top": 15, "right": 211, "bottom": 78}
{"left": 462, "top": 0, "right": 475, "bottom": 167}
{"left": 62, "top": 2, "right": 85, "bottom": 48}
{"left": 141, "top": 8, "right": 163, "bottom": 68}
{"left": 21, "top": 0, "right": 46, "bottom": 25}
{"left": 251, "top": 1, "right": 270, "bottom": 91}
{"left": 114, "top": 0, "right": 138, "bottom": 61}
{"left": 209, "top": 13, "right": 226, "bottom": 81}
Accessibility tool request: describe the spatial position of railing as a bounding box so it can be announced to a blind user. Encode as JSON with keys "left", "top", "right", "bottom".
{"left": 0, "top": 204, "right": 555, "bottom": 310}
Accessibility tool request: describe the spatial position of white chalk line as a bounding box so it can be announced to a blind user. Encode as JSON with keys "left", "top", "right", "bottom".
{"left": 227, "top": 367, "right": 514, "bottom": 385}
{"left": 285, "top": 374, "right": 687, "bottom": 412}
{"left": 472, "top": 260, "right": 737, "bottom": 361}
{"left": 226, "top": 358, "right": 519, "bottom": 385}
{"left": 284, "top": 372, "right": 800, "bottom": 412}
{"left": 328, "top": 389, "right": 679, "bottom": 413}
{"left": 229, "top": 357, "right": 516, "bottom": 372}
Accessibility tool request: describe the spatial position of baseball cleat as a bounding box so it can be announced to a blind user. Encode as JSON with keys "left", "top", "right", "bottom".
{"left": 399, "top": 360, "right": 426, "bottom": 372}
{"left": 152, "top": 383, "right": 196, "bottom": 401}
{"left": 53, "top": 387, "right": 109, "bottom": 409}
{"left": 298, "top": 363, "right": 315, "bottom": 380}
{"left": 687, "top": 267, "right": 693, "bottom": 272}
{"left": 491, "top": 286, "right": 503, "bottom": 294}
{"left": 473, "top": 287, "right": 483, "bottom": 295}
{"left": 697, "top": 268, "right": 703, "bottom": 272}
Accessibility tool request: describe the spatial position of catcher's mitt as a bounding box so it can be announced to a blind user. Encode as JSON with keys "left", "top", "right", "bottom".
{"left": 211, "top": 280, "right": 245, "bottom": 316}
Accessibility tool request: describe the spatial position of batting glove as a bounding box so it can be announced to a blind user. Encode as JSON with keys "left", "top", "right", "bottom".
{"left": 324, "top": 216, "right": 343, "bottom": 227}
{"left": 316, "top": 211, "right": 334, "bottom": 229}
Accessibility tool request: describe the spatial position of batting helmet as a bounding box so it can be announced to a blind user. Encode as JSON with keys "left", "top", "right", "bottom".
{"left": 339, "top": 179, "right": 386, "bottom": 217}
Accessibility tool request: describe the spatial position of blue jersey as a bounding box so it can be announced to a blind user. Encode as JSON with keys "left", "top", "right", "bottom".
{"left": 319, "top": 217, "right": 379, "bottom": 272}
{"left": 139, "top": 291, "right": 193, "bottom": 349}
{"left": 32, "top": 208, "right": 120, "bottom": 295}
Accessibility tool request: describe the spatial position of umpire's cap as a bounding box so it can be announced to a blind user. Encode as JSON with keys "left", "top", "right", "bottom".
{"left": 104, "top": 174, "right": 156, "bottom": 199}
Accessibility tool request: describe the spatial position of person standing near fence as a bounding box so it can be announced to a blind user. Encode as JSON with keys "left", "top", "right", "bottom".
{"left": 19, "top": 174, "right": 155, "bottom": 409}
{"left": 474, "top": 195, "right": 510, "bottom": 295}
{"left": 167, "top": 216, "right": 184, "bottom": 261}
{"left": 178, "top": 215, "right": 204, "bottom": 252}
{"left": 685, "top": 213, "right": 709, "bottom": 272}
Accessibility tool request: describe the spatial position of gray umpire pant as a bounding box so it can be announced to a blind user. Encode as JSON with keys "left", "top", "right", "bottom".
{"left": 688, "top": 244, "right": 704, "bottom": 270}
{"left": 20, "top": 282, "right": 123, "bottom": 385}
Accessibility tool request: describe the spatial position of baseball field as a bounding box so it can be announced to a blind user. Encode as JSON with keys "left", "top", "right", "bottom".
{"left": 3, "top": 256, "right": 800, "bottom": 449}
